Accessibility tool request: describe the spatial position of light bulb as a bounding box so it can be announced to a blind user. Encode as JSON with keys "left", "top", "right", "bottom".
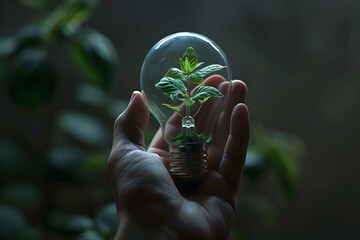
{"left": 141, "top": 32, "right": 232, "bottom": 182}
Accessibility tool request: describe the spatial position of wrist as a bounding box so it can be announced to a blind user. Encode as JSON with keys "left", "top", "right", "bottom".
{"left": 115, "top": 212, "right": 179, "bottom": 240}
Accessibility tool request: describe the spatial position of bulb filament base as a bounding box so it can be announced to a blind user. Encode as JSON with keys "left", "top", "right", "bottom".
{"left": 169, "top": 143, "right": 207, "bottom": 181}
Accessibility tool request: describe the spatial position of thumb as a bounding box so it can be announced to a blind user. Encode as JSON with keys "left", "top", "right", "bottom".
{"left": 113, "top": 91, "right": 150, "bottom": 150}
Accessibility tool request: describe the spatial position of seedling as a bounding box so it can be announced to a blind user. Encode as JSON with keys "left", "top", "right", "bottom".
{"left": 155, "top": 47, "right": 225, "bottom": 143}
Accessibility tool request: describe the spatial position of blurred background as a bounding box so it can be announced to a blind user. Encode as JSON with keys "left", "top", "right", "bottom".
{"left": 0, "top": 0, "right": 359, "bottom": 239}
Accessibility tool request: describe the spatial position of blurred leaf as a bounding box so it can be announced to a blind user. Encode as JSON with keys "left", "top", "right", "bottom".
{"left": 76, "top": 83, "right": 108, "bottom": 107}
{"left": 78, "top": 230, "right": 104, "bottom": 240}
{"left": 6, "top": 48, "right": 56, "bottom": 109}
{"left": 48, "top": 146, "right": 83, "bottom": 181}
{"left": 19, "top": 0, "right": 47, "bottom": 9}
{"left": 0, "top": 140, "right": 25, "bottom": 179}
{"left": 0, "top": 184, "right": 44, "bottom": 209}
{"left": 44, "top": 0, "right": 98, "bottom": 38}
{"left": 58, "top": 111, "right": 110, "bottom": 147}
{"left": 0, "top": 204, "right": 26, "bottom": 238}
{"left": 243, "top": 150, "right": 267, "bottom": 183}
{"left": 107, "top": 99, "right": 128, "bottom": 118}
{"left": 95, "top": 203, "right": 118, "bottom": 235}
{"left": 0, "top": 37, "right": 17, "bottom": 57}
{"left": 251, "top": 125, "right": 304, "bottom": 202}
{"left": 14, "top": 25, "right": 45, "bottom": 54}
{"left": 83, "top": 152, "right": 108, "bottom": 173}
{"left": 267, "top": 148, "right": 297, "bottom": 202}
{"left": 181, "top": 47, "right": 198, "bottom": 72}
{"left": 65, "top": 215, "right": 95, "bottom": 235}
{"left": 71, "top": 28, "right": 118, "bottom": 91}
{"left": 48, "top": 146, "right": 83, "bottom": 171}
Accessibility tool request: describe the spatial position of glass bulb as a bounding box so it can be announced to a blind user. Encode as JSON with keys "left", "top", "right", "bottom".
{"left": 141, "top": 32, "right": 232, "bottom": 181}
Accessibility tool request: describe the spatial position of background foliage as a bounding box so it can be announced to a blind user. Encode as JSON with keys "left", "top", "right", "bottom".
{"left": 10, "top": 0, "right": 360, "bottom": 239}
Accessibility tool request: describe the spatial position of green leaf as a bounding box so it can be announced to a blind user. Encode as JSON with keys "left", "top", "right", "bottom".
{"left": 58, "top": 111, "right": 110, "bottom": 147}
{"left": 0, "top": 37, "right": 17, "bottom": 57}
{"left": 65, "top": 215, "right": 95, "bottom": 235}
{"left": 6, "top": 48, "right": 56, "bottom": 110}
{"left": 188, "top": 64, "right": 225, "bottom": 84}
{"left": 192, "top": 86, "right": 224, "bottom": 100}
{"left": 199, "top": 96, "right": 210, "bottom": 104}
{"left": 95, "top": 203, "right": 118, "bottom": 235}
{"left": 78, "top": 230, "right": 104, "bottom": 240}
{"left": 162, "top": 104, "right": 180, "bottom": 111}
{"left": 44, "top": 0, "right": 98, "bottom": 37}
{"left": 182, "top": 47, "right": 198, "bottom": 72}
{"left": 0, "top": 204, "right": 26, "bottom": 238}
{"left": 14, "top": 25, "right": 44, "bottom": 54}
{"left": 76, "top": 83, "right": 107, "bottom": 107}
{"left": 197, "top": 64, "right": 225, "bottom": 76}
{"left": 188, "top": 71, "right": 203, "bottom": 84}
{"left": 184, "top": 57, "right": 192, "bottom": 73}
{"left": 179, "top": 58, "right": 185, "bottom": 73}
{"left": 155, "top": 77, "right": 187, "bottom": 95}
{"left": 19, "top": 0, "right": 47, "bottom": 10}
{"left": 195, "top": 62, "right": 204, "bottom": 70}
{"left": 71, "top": 28, "right": 118, "bottom": 91}
{"left": 48, "top": 146, "right": 83, "bottom": 172}
{"left": 164, "top": 68, "right": 186, "bottom": 81}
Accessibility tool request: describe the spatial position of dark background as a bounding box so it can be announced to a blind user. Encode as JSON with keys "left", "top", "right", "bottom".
{"left": 1, "top": 0, "right": 359, "bottom": 239}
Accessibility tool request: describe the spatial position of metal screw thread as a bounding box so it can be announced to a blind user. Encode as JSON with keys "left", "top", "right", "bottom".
{"left": 169, "top": 143, "right": 207, "bottom": 181}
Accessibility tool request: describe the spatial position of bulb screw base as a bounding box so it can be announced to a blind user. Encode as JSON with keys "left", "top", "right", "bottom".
{"left": 169, "top": 143, "right": 207, "bottom": 181}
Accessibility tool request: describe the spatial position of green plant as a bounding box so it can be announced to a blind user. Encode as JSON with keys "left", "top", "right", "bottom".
{"left": 155, "top": 47, "right": 225, "bottom": 116}
{"left": 169, "top": 132, "right": 208, "bottom": 144}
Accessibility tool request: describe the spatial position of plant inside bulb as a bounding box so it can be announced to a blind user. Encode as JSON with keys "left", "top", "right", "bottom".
{"left": 140, "top": 32, "right": 232, "bottom": 182}
{"left": 155, "top": 47, "right": 225, "bottom": 144}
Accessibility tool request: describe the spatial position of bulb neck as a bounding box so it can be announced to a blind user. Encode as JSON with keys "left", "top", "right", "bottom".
{"left": 169, "top": 142, "right": 207, "bottom": 181}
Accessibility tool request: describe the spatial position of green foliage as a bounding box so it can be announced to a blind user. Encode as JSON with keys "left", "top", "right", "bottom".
{"left": 162, "top": 103, "right": 180, "bottom": 111}
{"left": 155, "top": 47, "right": 225, "bottom": 116}
{"left": 245, "top": 125, "right": 304, "bottom": 202}
{"left": 170, "top": 132, "right": 208, "bottom": 144}
{"left": 181, "top": 47, "right": 198, "bottom": 73}
{"left": 188, "top": 64, "right": 225, "bottom": 84}
{"left": 58, "top": 111, "right": 110, "bottom": 147}
{"left": 155, "top": 77, "right": 187, "bottom": 95}
{"left": 0, "top": 0, "right": 115, "bottom": 110}
{"left": 6, "top": 48, "right": 56, "bottom": 109}
{"left": 164, "top": 68, "right": 186, "bottom": 82}
{"left": 71, "top": 28, "right": 118, "bottom": 91}
{"left": 0, "top": 204, "right": 26, "bottom": 239}
{"left": 192, "top": 86, "right": 224, "bottom": 100}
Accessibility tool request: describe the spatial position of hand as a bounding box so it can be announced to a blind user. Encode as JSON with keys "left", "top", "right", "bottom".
{"left": 108, "top": 76, "right": 249, "bottom": 240}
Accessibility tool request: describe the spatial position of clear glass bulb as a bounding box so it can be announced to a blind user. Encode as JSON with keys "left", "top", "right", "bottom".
{"left": 141, "top": 32, "right": 232, "bottom": 181}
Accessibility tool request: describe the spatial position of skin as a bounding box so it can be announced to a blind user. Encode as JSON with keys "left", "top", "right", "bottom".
{"left": 108, "top": 76, "right": 250, "bottom": 240}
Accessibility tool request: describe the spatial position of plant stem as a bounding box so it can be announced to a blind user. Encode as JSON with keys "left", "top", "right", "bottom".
{"left": 176, "top": 110, "right": 184, "bottom": 118}
{"left": 193, "top": 103, "right": 203, "bottom": 118}
{"left": 186, "top": 78, "right": 191, "bottom": 117}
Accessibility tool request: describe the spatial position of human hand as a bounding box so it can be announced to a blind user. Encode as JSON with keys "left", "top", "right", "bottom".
{"left": 108, "top": 76, "right": 249, "bottom": 240}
